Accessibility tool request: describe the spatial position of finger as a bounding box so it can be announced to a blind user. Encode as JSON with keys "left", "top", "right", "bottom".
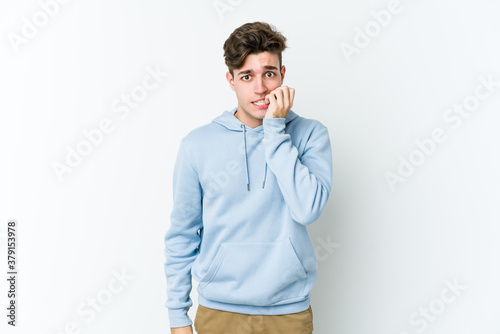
{"left": 265, "top": 92, "right": 275, "bottom": 105}
{"left": 281, "top": 86, "right": 290, "bottom": 108}
{"left": 289, "top": 88, "right": 295, "bottom": 108}
{"left": 273, "top": 88, "right": 284, "bottom": 108}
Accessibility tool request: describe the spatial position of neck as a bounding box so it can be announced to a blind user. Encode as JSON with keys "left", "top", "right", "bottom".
{"left": 234, "top": 108, "right": 263, "bottom": 129}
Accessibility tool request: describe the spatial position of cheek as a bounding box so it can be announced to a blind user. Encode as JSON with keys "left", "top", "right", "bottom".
{"left": 269, "top": 84, "right": 281, "bottom": 91}
{"left": 235, "top": 86, "right": 250, "bottom": 98}
{"left": 234, "top": 89, "right": 249, "bottom": 103}
{"left": 269, "top": 78, "right": 282, "bottom": 90}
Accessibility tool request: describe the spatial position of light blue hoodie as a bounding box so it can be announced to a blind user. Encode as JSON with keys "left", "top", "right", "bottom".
{"left": 164, "top": 107, "right": 333, "bottom": 328}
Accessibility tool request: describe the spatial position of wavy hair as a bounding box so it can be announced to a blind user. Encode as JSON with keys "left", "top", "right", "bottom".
{"left": 223, "top": 22, "right": 287, "bottom": 77}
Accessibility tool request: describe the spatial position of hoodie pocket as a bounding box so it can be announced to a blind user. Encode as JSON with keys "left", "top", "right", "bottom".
{"left": 199, "top": 237, "right": 307, "bottom": 306}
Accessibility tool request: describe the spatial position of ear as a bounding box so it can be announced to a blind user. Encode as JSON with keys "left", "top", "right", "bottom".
{"left": 280, "top": 65, "right": 286, "bottom": 84}
{"left": 226, "top": 71, "right": 235, "bottom": 91}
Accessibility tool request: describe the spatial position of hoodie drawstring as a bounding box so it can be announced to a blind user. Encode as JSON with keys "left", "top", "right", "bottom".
{"left": 262, "top": 163, "right": 267, "bottom": 189}
{"left": 240, "top": 124, "right": 267, "bottom": 191}
{"left": 241, "top": 124, "right": 250, "bottom": 191}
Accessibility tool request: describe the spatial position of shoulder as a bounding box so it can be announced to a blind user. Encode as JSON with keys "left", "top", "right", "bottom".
{"left": 179, "top": 122, "right": 220, "bottom": 149}
{"left": 288, "top": 111, "right": 329, "bottom": 135}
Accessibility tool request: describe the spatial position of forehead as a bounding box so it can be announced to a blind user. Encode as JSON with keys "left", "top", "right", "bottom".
{"left": 237, "top": 51, "right": 280, "bottom": 74}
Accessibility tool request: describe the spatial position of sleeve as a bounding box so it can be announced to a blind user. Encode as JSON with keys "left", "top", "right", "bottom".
{"left": 163, "top": 138, "right": 203, "bottom": 328}
{"left": 262, "top": 117, "right": 333, "bottom": 226}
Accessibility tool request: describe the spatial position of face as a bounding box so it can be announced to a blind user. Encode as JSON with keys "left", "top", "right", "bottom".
{"left": 226, "top": 51, "right": 286, "bottom": 128}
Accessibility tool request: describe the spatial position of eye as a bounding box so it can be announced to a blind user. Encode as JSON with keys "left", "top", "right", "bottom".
{"left": 242, "top": 75, "right": 251, "bottom": 81}
{"left": 266, "top": 72, "right": 275, "bottom": 77}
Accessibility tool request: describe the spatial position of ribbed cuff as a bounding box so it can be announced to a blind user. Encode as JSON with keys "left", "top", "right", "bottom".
{"left": 168, "top": 307, "right": 192, "bottom": 328}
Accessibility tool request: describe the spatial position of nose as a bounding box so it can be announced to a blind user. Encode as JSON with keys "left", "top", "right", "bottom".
{"left": 254, "top": 76, "right": 267, "bottom": 95}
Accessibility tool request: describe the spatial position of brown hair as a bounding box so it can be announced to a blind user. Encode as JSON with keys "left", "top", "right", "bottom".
{"left": 223, "top": 22, "right": 287, "bottom": 77}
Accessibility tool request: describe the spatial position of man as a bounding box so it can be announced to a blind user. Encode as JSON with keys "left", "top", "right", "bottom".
{"left": 164, "top": 21, "right": 333, "bottom": 334}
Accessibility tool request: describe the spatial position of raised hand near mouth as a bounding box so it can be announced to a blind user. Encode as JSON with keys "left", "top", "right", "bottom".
{"left": 264, "top": 85, "right": 295, "bottom": 119}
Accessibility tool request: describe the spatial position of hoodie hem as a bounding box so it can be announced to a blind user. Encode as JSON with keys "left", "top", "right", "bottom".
{"left": 198, "top": 293, "right": 311, "bottom": 316}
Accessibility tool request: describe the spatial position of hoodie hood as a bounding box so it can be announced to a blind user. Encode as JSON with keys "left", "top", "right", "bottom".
{"left": 212, "top": 107, "right": 300, "bottom": 191}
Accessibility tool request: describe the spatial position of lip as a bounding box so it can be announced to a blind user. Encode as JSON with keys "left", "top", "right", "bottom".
{"left": 252, "top": 99, "right": 270, "bottom": 109}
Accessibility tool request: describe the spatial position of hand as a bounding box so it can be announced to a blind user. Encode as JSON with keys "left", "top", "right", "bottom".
{"left": 171, "top": 325, "right": 193, "bottom": 334}
{"left": 264, "top": 85, "right": 295, "bottom": 119}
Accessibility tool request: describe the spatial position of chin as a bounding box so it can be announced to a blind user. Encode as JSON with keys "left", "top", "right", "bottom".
{"left": 253, "top": 110, "right": 267, "bottom": 118}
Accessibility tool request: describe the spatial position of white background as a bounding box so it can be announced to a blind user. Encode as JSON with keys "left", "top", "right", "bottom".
{"left": 1, "top": 0, "right": 499, "bottom": 333}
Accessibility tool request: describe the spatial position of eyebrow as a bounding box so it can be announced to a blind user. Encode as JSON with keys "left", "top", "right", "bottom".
{"left": 237, "top": 65, "right": 279, "bottom": 76}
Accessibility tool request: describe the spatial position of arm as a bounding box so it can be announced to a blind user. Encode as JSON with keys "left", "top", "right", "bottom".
{"left": 171, "top": 326, "right": 193, "bottom": 334}
{"left": 164, "top": 138, "right": 203, "bottom": 328}
{"left": 262, "top": 118, "right": 333, "bottom": 225}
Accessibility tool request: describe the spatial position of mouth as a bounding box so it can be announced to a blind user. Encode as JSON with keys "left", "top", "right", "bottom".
{"left": 252, "top": 99, "right": 269, "bottom": 106}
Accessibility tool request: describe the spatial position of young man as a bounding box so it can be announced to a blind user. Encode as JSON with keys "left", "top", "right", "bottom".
{"left": 164, "top": 22, "right": 333, "bottom": 334}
